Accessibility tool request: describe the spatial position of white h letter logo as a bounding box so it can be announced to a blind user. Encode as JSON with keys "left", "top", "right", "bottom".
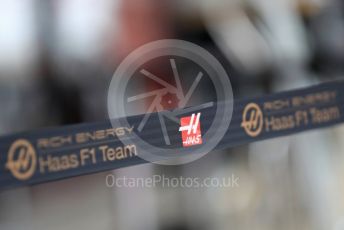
{"left": 179, "top": 113, "right": 201, "bottom": 134}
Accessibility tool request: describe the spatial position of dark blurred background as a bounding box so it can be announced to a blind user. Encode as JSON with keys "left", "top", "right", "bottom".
{"left": 1, "top": 0, "right": 344, "bottom": 229}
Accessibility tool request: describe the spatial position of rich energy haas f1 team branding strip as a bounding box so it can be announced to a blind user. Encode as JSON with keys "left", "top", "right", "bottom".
{"left": 1, "top": 124, "right": 143, "bottom": 188}
{"left": 1, "top": 80, "right": 344, "bottom": 189}
{"left": 238, "top": 82, "right": 342, "bottom": 141}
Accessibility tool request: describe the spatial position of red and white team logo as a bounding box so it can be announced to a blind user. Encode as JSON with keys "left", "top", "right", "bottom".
{"left": 179, "top": 113, "right": 202, "bottom": 147}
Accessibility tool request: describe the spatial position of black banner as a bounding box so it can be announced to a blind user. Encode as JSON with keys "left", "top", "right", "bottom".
{"left": 1, "top": 80, "right": 344, "bottom": 189}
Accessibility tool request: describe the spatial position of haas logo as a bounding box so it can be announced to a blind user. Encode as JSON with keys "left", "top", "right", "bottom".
{"left": 241, "top": 103, "right": 263, "bottom": 137}
{"left": 179, "top": 113, "right": 202, "bottom": 147}
{"left": 6, "top": 139, "right": 37, "bottom": 180}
